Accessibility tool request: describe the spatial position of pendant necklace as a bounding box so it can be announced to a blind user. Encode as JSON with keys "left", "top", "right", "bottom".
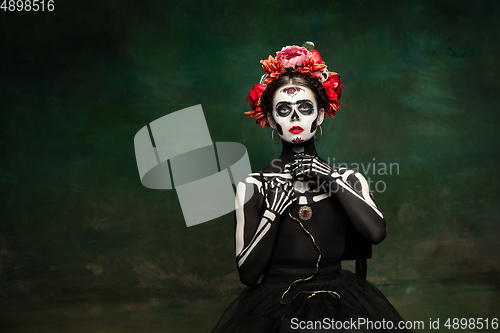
{"left": 298, "top": 205, "right": 313, "bottom": 220}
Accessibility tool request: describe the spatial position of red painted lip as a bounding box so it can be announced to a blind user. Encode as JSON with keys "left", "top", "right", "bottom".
{"left": 289, "top": 126, "right": 304, "bottom": 134}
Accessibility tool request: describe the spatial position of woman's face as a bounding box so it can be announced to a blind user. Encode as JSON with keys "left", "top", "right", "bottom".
{"left": 270, "top": 85, "right": 323, "bottom": 144}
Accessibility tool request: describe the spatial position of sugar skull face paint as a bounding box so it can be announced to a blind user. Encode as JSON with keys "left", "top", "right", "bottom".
{"left": 280, "top": 86, "right": 304, "bottom": 98}
{"left": 271, "top": 85, "right": 320, "bottom": 144}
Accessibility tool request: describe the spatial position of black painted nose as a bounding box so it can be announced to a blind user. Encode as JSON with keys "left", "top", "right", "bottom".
{"left": 290, "top": 110, "right": 299, "bottom": 121}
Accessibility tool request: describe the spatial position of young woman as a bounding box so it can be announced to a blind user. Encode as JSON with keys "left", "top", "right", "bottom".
{"left": 212, "top": 43, "right": 412, "bottom": 333}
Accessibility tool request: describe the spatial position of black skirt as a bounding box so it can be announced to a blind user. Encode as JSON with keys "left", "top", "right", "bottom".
{"left": 211, "top": 260, "right": 412, "bottom": 332}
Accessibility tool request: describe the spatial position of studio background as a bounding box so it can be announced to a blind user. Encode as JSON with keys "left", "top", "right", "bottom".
{"left": 1, "top": 0, "right": 499, "bottom": 332}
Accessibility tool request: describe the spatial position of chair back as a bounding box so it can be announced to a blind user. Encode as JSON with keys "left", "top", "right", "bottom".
{"left": 341, "top": 222, "right": 372, "bottom": 279}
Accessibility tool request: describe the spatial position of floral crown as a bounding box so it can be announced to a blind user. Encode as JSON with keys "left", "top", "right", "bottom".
{"left": 245, "top": 42, "right": 342, "bottom": 128}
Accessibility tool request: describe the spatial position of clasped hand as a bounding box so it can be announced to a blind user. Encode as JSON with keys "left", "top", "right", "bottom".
{"left": 263, "top": 154, "right": 342, "bottom": 219}
{"left": 263, "top": 176, "right": 296, "bottom": 217}
{"left": 285, "top": 153, "right": 338, "bottom": 182}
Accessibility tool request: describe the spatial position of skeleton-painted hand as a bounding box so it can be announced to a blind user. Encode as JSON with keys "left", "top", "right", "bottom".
{"left": 263, "top": 176, "right": 296, "bottom": 220}
{"left": 287, "top": 153, "right": 339, "bottom": 182}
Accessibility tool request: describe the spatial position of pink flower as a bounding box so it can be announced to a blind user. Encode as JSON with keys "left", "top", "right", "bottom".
{"left": 276, "top": 46, "right": 310, "bottom": 69}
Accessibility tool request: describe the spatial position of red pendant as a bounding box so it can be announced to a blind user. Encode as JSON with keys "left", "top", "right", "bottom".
{"left": 298, "top": 205, "right": 312, "bottom": 221}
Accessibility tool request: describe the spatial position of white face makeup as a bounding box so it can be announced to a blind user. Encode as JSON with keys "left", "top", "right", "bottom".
{"left": 271, "top": 85, "right": 320, "bottom": 144}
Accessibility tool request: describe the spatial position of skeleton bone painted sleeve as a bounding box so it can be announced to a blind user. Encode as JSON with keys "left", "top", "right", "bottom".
{"left": 331, "top": 167, "right": 386, "bottom": 244}
{"left": 234, "top": 175, "right": 295, "bottom": 287}
{"left": 289, "top": 154, "right": 386, "bottom": 244}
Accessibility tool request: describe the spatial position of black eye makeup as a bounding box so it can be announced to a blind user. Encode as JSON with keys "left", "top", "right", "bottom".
{"left": 276, "top": 103, "right": 292, "bottom": 117}
{"left": 274, "top": 99, "right": 315, "bottom": 118}
{"left": 298, "top": 102, "right": 314, "bottom": 115}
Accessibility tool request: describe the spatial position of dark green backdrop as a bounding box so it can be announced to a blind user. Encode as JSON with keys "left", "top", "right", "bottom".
{"left": 1, "top": 0, "right": 499, "bottom": 332}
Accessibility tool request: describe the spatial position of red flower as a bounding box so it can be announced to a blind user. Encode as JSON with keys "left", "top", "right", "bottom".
{"left": 247, "top": 84, "right": 265, "bottom": 109}
{"left": 326, "top": 101, "right": 342, "bottom": 117}
{"left": 295, "top": 56, "right": 326, "bottom": 79}
{"left": 245, "top": 84, "right": 268, "bottom": 127}
{"left": 321, "top": 74, "right": 342, "bottom": 117}
{"left": 323, "top": 74, "right": 342, "bottom": 101}
{"left": 260, "top": 56, "right": 284, "bottom": 84}
{"left": 310, "top": 49, "right": 323, "bottom": 64}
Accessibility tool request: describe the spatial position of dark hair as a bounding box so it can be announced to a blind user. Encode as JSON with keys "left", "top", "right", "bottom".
{"left": 260, "top": 71, "right": 330, "bottom": 118}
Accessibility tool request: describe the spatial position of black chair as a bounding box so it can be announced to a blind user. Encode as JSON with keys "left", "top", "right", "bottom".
{"left": 341, "top": 221, "right": 372, "bottom": 280}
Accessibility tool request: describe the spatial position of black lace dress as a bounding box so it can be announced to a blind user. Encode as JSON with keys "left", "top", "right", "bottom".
{"left": 211, "top": 259, "right": 411, "bottom": 332}
{"left": 212, "top": 167, "right": 412, "bottom": 333}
